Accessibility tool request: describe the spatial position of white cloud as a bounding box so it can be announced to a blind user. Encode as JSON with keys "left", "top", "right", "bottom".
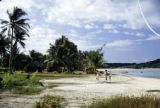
{"left": 84, "top": 23, "right": 98, "bottom": 29}
{"left": 68, "top": 30, "right": 100, "bottom": 51}
{"left": 106, "top": 40, "right": 133, "bottom": 47}
{"left": 103, "top": 24, "right": 117, "bottom": 30}
{"left": 43, "top": 0, "right": 160, "bottom": 29}
{"left": 123, "top": 31, "right": 145, "bottom": 37}
{"left": 108, "top": 29, "right": 119, "bottom": 34}
{"left": 146, "top": 35, "right": 160, "bottom": 41}
{"left": 25, "top": 25, "right": 61, "bottom": 53}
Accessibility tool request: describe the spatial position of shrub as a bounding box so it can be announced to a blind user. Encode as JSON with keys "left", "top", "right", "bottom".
{"left": 87, "top": 95, "right": 160, "bottom": 108}
{"left": 34, "top": 95, "right": 65, "bottom": 108}
{"left": 2, "top": 74, "right": 14, "bottom": 89}
{"left": 12, "top": 85, "right": 43, "bottom": 94}
{"left": 86, "top": 67, "right": 97, "bottom": 74}
{"left": 1, "top": 73, "right": 43, "bottom": 94}
{"left": 2, "top": 74, "right": 28, "bottom": 89}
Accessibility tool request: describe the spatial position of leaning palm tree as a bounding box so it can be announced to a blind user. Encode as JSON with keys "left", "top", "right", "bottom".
{"left": 0, "top": 7, "right": 30, "bottom": 73}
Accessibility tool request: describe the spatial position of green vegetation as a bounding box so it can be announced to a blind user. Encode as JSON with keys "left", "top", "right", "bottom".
{"left": 1, "top": 72, "right": 43, "bottom": 94}
{"left": 87, "top": 95, "right": 160, "bottom": 108}
{"left": 34, "top": 95, "right": 65, "bottom": 108}
{"left": 0, "top": 7, "right": 30, "bottom": 73}
{"left": 46, "top": 35, "right": 104, "bottom": 73}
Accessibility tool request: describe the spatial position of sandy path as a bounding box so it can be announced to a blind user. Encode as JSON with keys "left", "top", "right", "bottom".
{"left": 0, "top": 75, "right": 160, "bottom": 108}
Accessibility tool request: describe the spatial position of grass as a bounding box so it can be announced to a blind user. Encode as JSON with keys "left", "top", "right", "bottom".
{"left": 87, "top": 95, "right": 160, "bottom": 108}
{"left": 33, "top": 95, "right": 65, "bottom": 108}
{"left": 0, "top": 71, "right": 88, "bottom": 80}
{"left": 0, "top": 71, "right": 88, "bottom": 94}
{"left": 0, "top": 72, "right": 44, "bottom": 94}
{"left": 12, "top": 85, "right": 43, "bottom": 95}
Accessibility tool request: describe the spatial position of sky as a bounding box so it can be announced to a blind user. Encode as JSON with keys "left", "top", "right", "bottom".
{"left": 0, "top": 0, "right": 160, "bottom": 63}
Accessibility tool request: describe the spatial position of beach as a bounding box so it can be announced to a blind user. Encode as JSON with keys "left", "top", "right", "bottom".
{"left": 0, "top": 73, "right": 160, "bottom": 108}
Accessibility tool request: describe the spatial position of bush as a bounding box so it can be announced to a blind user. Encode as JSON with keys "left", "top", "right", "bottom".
{"left": 86, "top": 67, "right": 96, "bottom": 74}
{"left": 1, "top": 73, "right": 43, "bottom": 94}
{"left": 34, "top": 95, "right": 65, "bottom": 108}
{"left": 2, "top": 74, "right": 28, "bottom": 89}
{"left": 12, "top": 85, "right": 43, "bottom": 94}
{"left": 87, "top": 95, "right": 160, "bottom": 108}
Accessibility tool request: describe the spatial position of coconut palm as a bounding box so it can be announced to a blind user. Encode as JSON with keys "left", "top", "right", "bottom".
{"left": 47, "top": 36, "right": 78, "bottom": 72}
{"left": 0, "top": 32, "right": 8, "bottom": 56}
{"left": 0, "top": 7, "right": 30, "bottom": 73}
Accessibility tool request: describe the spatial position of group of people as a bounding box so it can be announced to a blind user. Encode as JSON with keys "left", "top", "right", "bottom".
{"left": 96, "top": 70, "right": 112, "bottom": 81}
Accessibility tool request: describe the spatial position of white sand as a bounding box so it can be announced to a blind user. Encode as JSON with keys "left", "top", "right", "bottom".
{"left": 1, "top": 75, "right": 160, "bottom": 108}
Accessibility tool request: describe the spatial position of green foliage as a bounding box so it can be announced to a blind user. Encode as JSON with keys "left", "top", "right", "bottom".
{"left": 46, "top": 36, "right": 104, "bottom": 73}
{"left": 34, "top": 95, "right": 64, "bottom": 108}
{"left": 1, "top": 73, "right": 43, "bottom": 94}
{"left": 13, "top": 53, "right": 31, "bottom": 70}
{"left": 87, "top": 95, "right": 160, "bottom": 108}
{"left": 12, "top": 85, "right": 43, "bottom": 95}
{"left": 0, "top": 7, "right": 30, "bottom": 73}
{"left": 83, "top": 50, "right": 104, "bottom": 73}
{"left": 47, "top": 36, "right": 78, "bottom": 72}
{"left": 29, "top": 50, "right": 45, "bottom": 62}
{"left": 2, "top": 74, "right": 14, "bottom": 89}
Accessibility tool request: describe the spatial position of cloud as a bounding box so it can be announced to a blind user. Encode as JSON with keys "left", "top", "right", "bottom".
{"left": 68, "top": 30, "right": 101, "bottom": 51}
{"left": 43, "top": 0, "right": 160, "bottom": 29}
{"left": 84, "top": 23, "right": 98, "bottom": 29}
{"left": 123, "top": 31, "right": 145, "bottom": 37}
{"left": 103, "top": 24, "right": 117, "bottom": 30}
{"left": 106, "top": 40, "right": 133, "bottom": 47}
{"left": 108, "top": 29, "right": 119, "bottom": 34}
{"left": 146, "top": 35, "right": 160, "bottom": 41}
{"left": 25, "top": 25, "right": 61, "bottom": 53}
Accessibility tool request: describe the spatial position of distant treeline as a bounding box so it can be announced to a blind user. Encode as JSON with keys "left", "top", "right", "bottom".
{"left": 105, "top": 59, "right": 160, "bottom": 68}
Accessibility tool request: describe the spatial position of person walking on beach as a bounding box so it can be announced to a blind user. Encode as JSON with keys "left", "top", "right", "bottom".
{"left": 109, "top": 71, "right": 112, "bottom": 82}
{"left": 96, "top": 73, "right": 100, "bottom": 80}
{"left": 105, "top": 70, "right": 109, "bottom": 81}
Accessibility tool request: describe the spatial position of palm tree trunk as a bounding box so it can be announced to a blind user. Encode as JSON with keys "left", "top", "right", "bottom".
{"left": 8, "top": 26, "right": 13, "bottom": 74}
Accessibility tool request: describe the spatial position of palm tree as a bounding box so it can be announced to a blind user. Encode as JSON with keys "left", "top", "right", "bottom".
{"left": 0, "top": 32, "right": 8, "bottom": 56}
{"left": 0, "top": 7, "right": 30, "bottom": 73}
{"left": 47, "top": 36, "right": 78, "bottom": 72}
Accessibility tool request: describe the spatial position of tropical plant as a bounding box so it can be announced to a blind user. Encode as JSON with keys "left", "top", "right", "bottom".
{"left": 47, "top": 36, "right": 78, "bottom": 72}
{"left": 0, "top": 7, "right": 30, "bottom": 73}
{"left": 84, "top": 50, "right": 104, "bottom": 72}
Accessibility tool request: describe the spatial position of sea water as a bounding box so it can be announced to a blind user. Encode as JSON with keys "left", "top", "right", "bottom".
{"left": 97, "top": 68, "right": 160, "bottom": 79}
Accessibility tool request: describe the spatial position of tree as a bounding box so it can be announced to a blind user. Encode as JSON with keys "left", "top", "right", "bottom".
{"left": 84, "top": 50, "right": 104, "bottom": 72}
{"left": 29, "top": 50, "right": 44, "bottom": 62}
{"left": 0, "top": 33, "right": 8, "bottom": 57}
{"left": 0, "top": 7, "right": 30, "bottom": 73}
{"left": 47, "top": 36, "right": 78, "bottom": 72}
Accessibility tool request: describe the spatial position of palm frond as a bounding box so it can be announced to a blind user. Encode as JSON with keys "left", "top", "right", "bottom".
{"left": 7, "top": 10, "right": 12, "bottom": 21}
{"left": 1, "top": 27, "right": 7, "bottom": 34}
{"left": 12, "top": 7, "right": 27, "bottom": 20}
{"left": 0, "top": 19, "right": 9, "bottom": 24}
{"left": 15, "top": 18, "right": 29, "bottom": 24}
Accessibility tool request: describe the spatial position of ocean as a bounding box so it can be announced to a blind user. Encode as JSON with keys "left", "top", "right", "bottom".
{"left": 97, "top": 68, "right": 160, "bottom": 79}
